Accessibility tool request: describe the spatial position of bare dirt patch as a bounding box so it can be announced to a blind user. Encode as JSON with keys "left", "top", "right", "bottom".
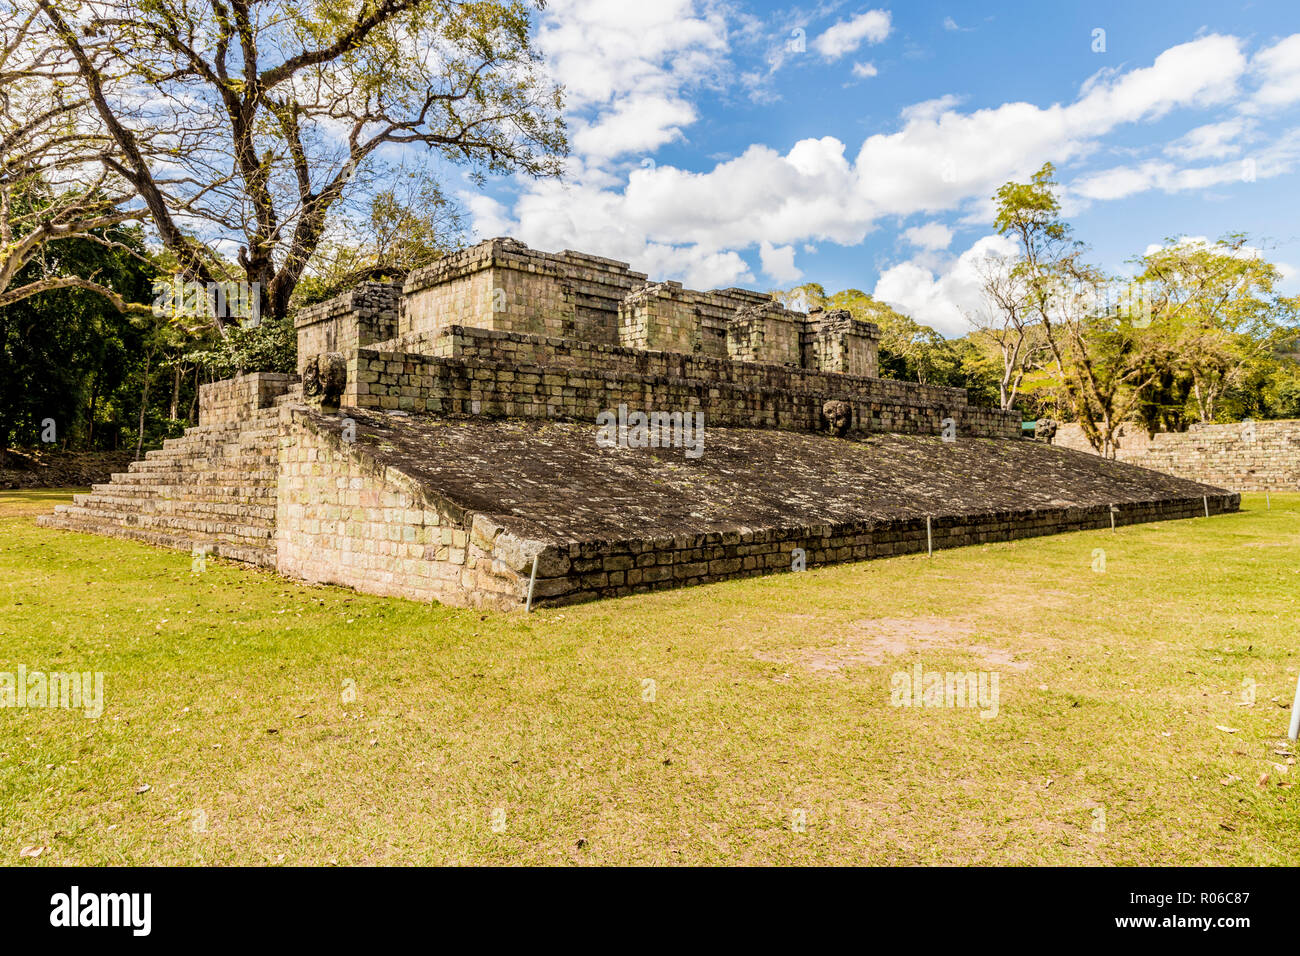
{"left": 756, "top": 616, "right": 1032, "bottom": 675}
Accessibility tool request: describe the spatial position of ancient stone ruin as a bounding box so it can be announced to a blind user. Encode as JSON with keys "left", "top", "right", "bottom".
{"left": 1053, "top": 420, "right": 1300, "bottom": 492}
{"left": 40, "top": 237, "right": 1240, "bottom": 609}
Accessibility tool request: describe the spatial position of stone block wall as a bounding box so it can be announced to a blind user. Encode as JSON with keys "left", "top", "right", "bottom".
{"left": 402, "top": 238, "right": 647, "bottom": 348}
{"left": 618, "top": 282, "right": 701, "bottom": 354}
{"left": 423, "top": 326, "right": 964, "bottom": 412}
{"left": 293, "top": 282, "right": 401, "bottom": 377}
{"left": 299, "top": 238, "right": 893, "bottom": 382}
{"left": 726, "top": 303, "right": 803, "bottom": 366}
{"left": 803, "top": 309, "right": 881, "bottom": 378}
{"left": 199, "top": 372, "right": 296, "bottom": 426}
{"left": 1054, "top": 420, "right": 1300, "bottom": 491}
{"left": 274, "top": 409, "right": 534, "bottom": 609}
{"left": 343, "top": 336, "right": 1022, "bottom": 439}
{"left": 526, "top": 494, "right": 1236, "bottom": 606}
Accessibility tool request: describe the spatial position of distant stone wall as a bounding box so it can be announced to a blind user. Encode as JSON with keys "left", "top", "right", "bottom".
{"left": 199, "top": 372, "right": 296, "bottom": 426}
{"left": 274, "top": 409, "right": 532, "bottom": 609}
{"left": 1054, "top": 420, "right": 1300, "bottom": 491}
{"left": 344, "top": 331, "right": 1022, "bottom": 439}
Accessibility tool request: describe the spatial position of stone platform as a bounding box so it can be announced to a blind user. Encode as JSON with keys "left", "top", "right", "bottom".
{"left": 272, "top": 407, "right": 1236, "bottom": 608}
{"left": 37, "top": 237, "right": 1242, "bottom": 610}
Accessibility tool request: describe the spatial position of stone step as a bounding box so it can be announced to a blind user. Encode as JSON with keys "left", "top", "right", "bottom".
{"left": 40, "top": 398, "right": 289, "bottom": 566}
{"left": 146, "top": 433, "right": 279, "bottom": 454}
{"left": 107, "top": 469, "right": 279, "bottom": 485}
{"left": 90, "top": 481, "right": 276, "bottom": 500}
{"left": 50, "top": 504, "right": 275, "bottom": 541}
{"left": 141, "top": 443, "right": 278, "bottom": 460}
{"left": 140, "top": 437, "right": 271, "bottom": 452}
{"left": 128, "top": 456, "right": 277, "bottom": 473}
{"left": 36, "top": 513, "right": 274, "bottom": 567}
{"left": 72, "top": 493, "right": 276, "bottom": 521}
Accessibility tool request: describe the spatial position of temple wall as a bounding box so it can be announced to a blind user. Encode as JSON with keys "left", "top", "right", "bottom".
{"left": 342, "top": 334, "right": 1021, "bottom": 440}
{"left": 293, "top": 282, "right": 400, "bottom": 377}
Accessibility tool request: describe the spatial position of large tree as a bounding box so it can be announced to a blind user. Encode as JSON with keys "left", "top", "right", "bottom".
{"left": 0, "top": 6, "right": 146, "bottom": 310}
{"left": 1139, "top": 234, "right": 1298, "bottom": 423}
{"left": 37, "top": 0, "right": 565, "bottom": 326}
{"left": 994, "top": 163, "right": 1163, "bottom": 456}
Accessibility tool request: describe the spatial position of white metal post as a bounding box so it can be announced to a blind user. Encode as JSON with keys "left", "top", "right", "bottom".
{"left": 1289, "top": 671, "right": 1300, "bottom": 741}
{"left": 525, "top": 554, "right": 539, "bottom": 613}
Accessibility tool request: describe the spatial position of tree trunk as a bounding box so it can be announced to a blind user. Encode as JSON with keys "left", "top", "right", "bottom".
{"left": 135, "top": 346, "right": 154, "bottom": 460}
{"left": 188, "top": 365, "right": 200, "bottom": 424}
{"left": 170, "top": 360, "right": 181, "bottom": 420}
{"left": 86, "top": 376, "right": 98, "bottom": 448}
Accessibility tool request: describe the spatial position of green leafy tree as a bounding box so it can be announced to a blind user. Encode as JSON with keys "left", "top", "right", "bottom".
{"left": 993, "top": 163, "right": 1163, "bottom": 455}
{"left": 38, "top": 0, "right": 565, "bottom": 327}
{"left": 0, "top": 220, "right": 158, "bottom": 457}
{"left": 1139, "top": 235, "right": 1299, "bottom": 423}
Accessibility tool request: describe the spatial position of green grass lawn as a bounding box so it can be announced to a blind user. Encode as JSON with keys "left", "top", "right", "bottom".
{"left": 2, "top": 487, "right": 1298, "bottom": 865}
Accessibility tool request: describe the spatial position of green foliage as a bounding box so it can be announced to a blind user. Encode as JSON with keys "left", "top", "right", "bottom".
{"left": 0, "top": 221, "right": 161, "bottom": 452}
{"left": 1138, "top": 234, "right": 1299, "bottom": 423}
{"left": 184, "top": 319, "right": 297, "bottom": 378}
{"left": 293, "top": 171, "right": 465, "bottom": 309}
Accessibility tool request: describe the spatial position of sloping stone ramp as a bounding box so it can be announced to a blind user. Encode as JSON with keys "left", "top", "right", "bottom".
{"left": 38, "top": 376, "right": 1239, "bottom": 610}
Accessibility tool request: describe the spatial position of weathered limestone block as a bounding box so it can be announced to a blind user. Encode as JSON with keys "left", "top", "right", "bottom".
{"left": 727, "top": 303, "right": 802, "bottom": 366}
{"left": 293, "top": 281, "right": 400, "bottom": 377}
{"left": 618, "top": 282, "right": 703, "bottom": 354}
{"left": 803, "top": 309, "right": 880, "bottom": 378}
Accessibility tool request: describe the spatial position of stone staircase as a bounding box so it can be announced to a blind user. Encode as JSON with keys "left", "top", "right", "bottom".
{"left": 36, "top": 389, "right": 302, "bottom": 566}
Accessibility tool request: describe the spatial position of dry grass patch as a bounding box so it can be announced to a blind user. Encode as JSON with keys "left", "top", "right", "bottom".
{"left": 755, "top": 616, "right": 1033, "bottom": 674}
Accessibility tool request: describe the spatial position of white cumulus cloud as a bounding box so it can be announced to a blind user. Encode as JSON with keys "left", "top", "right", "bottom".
{"left": 760, "top": 241, "right": 803, "bottom": 283}
{"left": 903, "top": 222, "right": 954, "bottom": 250}
{"left": 873, "top": 235, "right": 1018, "bottom": 336}
{"left": 813, "top": 10, "right": 892, "bottom": 61}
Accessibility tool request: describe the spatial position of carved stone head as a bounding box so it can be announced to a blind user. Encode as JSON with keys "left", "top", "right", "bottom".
{"left": 303, "top": 351, "right": 347, "bottom": 413}
{"left": 1034, "top": 417, "right": 1058, "bottom": 442}
{"left": 822, "top": 400, "right": 852, "bottom": 437}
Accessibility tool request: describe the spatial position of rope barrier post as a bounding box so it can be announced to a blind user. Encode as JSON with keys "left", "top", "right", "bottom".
{"left": 926, "top": 515, "right": 932, "bottom": 557}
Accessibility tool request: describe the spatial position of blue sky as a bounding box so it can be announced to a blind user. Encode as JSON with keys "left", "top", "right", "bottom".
{"left": 459, "top": 0, "right": 1300, "bottom": 336}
